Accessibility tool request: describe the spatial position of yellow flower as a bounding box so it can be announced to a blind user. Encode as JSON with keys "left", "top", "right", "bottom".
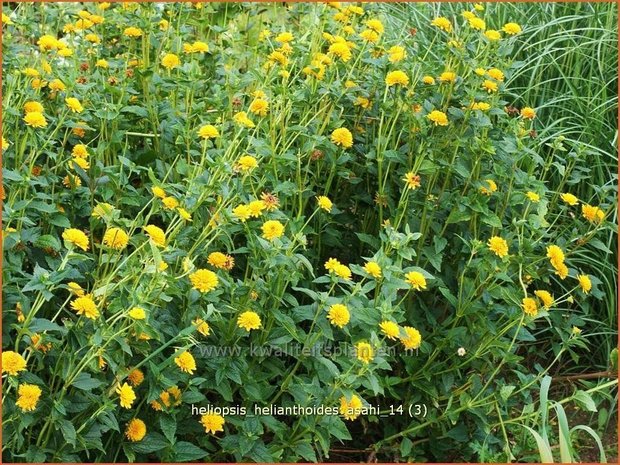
{"left": 237, "top": 311, "right": 262, "bottom": 331}
{"left": 115, "top": 385, "right": 137, "bottom": 412}
{"left": 526, "top": 191, "right": 540, "bottom": 203}
{"left": 125, "top": 418, "right": 146, "bottom": 442}
{"left": 317, "top": 196, "right": 333, "bottom": 212}
{"left": 62, "top": 228, "right": 89, "bottom": 251}
{"left": 201, "top": 413, "right": 225, "bottom": 434}
{"left": 65, "top": 97, "right": 84, "bottom": 113}
{"left": 400, "top": 326, "right": 422, "bottom": 349}
{"left": 359, "top": 29, "right": 378, "bottom": 43}
{"left": 72, "top": 144, "right": 89, "bottom": 158}
{"left": 248, "top": 200, "right": 267, "bottom": 218}
{"left": 161, "top": 53, "right": 180, "bottom": 70}
{"left": 198, "top": 124, "right": 219, "bottom": 139}
{"left": 144, "top": 225, "right": 166, "bottom": 247}
{"left": 427, "top": 110, "right": 448, "bottom": 126}
{"left": 123, "top": 27, "right": 143, "bottom": 38}
{"left": 355, "top": 96, "right": 371, "bottom": 109}
{"left": 422, "top": 76, "right": 436, "bottom": 85}
{"left": 162, "top": 196, "right": 179, "bottom": 210}
{"left": 233, "top": 111, "right": 255, "bottom": 128}
{"left": 462, "top": 11, "right": 476, "bottom": 20}
{"left": 37, "top": 35, "right": 59, "bottom": 50}
{"left": 103, "top": 227, "right": 129, "bottom": 250}
{"left": 534, "top": 290, "right": 554, "bottom": 309}
{"left": 521, "top": 107, "right": 536, "bottom": 120}
{"left": 388, "top": 45, "right": 406, "bottom": 63}
{"left": 2, "top": 137, "right": 9, "bottom": 151}
{"left": 232, "top": 204, "right": 252, "bottom": 222}
{"left": 468, "top": 17, "right": 486, "bottom": 30}
{"left": 327, "top": 303, "right": 350, "bottom": 328}
{"left": 152, "top": 186, "right": 166, "bottom": 199}
{"left": 70, "top": 295, "right": 99, "bottom": 319}
{"left": 63, "top": 174, "right": 81, "bottom": 188}
{"left": 95, "top": 59, "right": 109, "bottom": 68}
{"left": 237, "top": 155, "right": 258, "bottom": 172}
{"left": 85, "top": 33, "right": 101, "bottom": 44}
{"left": 480, "top": 179, "right": 498, "bottom": 195}
{"left": 334, "top": 263, "right": 352, "bottom": 280}
{"left": 159, "top": 19, "right": 170, "bottom": 30}
{"left": 324, "top": 258, "right": 341, "bottom": 272}
{"left": 67, "top": 282, "right": 85, "bottom": 296}
{"left": 471, "top": 101, "right": 491, "bottom": 111}
{"left": 15, "top": 384, "right": 42, "bottom": 412}
{"left": 385, "top": 70, "right": 409, "bottom": 87}
{"left": 487, "top": 68, "right": 505, "bottom": 82}
{"left": 431, "top": 17, "right": 452, "bottom": 32}
{"left": 128, "top": 306, "right": 146, "bottom": 320}
{"left": 555, "top": 262, "right": 569, "bottom": 280}
{"left": 572, "top": 326, "right": 582, "bottom": 336}
{"left": 193, "top": 318, "right": 211, "bottom": 336}
{"left": 70, "top": 157, "right": 90, "bottom": 170}
{"left": 262, "top": 220, "right": 285, "bottom": 241}
{"left": 522, "top": 297, "right": 538, "bottom": 316}
{"left": 485, "top": 30, "right": 502, "bottom": 41}
{"left": 482, "top": 80, "right": 498, "bottom": 93}
{"left": 487, "top": 236, "right": 509, "bottom": 258}
{"left": 561, "top": 193, "right": 579, "bottom": 206}
{"left": 175, "top": 351, "right": 196, "bottom": 374}
{"left": 2, "top": 13, "right": 13, "bottom": 25}
{"left": 189, "top": 269, "right": 219, "bottom": 293}
{"left": 92, "top": 202, "right": 114, "bottom": 219}
{"left": 1, "top": 351, "right": 27, "bottom": 376}
{"left": 190, "top": 41, "right": 209, "bottom": 53}
{"left": 577, "top": 274, "right": 592, "bottom": 294}
{"left": 127, "top": 368, "right": 145, "bottom": 387}
{"left": 24, "top": 101, "right": 44, "bottom": 114}
{"left": 439, "top": 71, "right": 457, "bottom": 83}
{"left": 331, "top": 127, "right": 353, "bottom": 148}
{"left": 366, "top": 18, "right": 384, "bottom": 33}
{"left": 581, "top": 204, "right": 605, "bottom": 223}
{"left": 379, "top": 321, "right": 399, "bottom": 340}
{"left": 502, "top": 22, "right": 522, "bottom": 35}
{"left": 363, "top": 261, "right": 381, "bottom": 279}
{"left": 546, "top": 245, "right": 565, "bottom": 272}
{"left": 249, "top": 98, "right": 269, "bottom": 117}
{"left": 207, "top": 252, "right": 229, "bottom": 269}
{"left": 275, "top": 31, "right": 294, "bottom": 43}
{"left": 402, "top": 171, "right": 421, "bottom": 190}
{"left": 405, "top": 271, "right": 427, "bottom": 290}
{"left": 23, "top": 111, "right": 47, "bottom": 128}
{"left": 328, "top": 42, "right": 352, "bottom": 62}
{"left": 174, "top": 207, "right": 191, "bottom": 221}
{"left": 340, "top": 394, "right": 363, "bottom": 421}
{"left": 356, "top": 342, "right": 374, "bottom": 364}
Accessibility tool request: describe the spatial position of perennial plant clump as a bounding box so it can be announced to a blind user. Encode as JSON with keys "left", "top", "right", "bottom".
{"left": 1, "top": 1, "right": 616, "bottom": 462}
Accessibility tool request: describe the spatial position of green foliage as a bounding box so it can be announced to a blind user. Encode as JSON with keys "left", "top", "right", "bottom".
{"left": 2, "top": 2, "right": 616, "bottom": 462}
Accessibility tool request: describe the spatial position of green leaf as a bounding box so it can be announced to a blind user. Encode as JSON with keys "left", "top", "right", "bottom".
{"left": 500, "top": 385, "right": 515, "bottom": 401}
{"left": 294, "top": 442, "right": 317, "bottom": 462}
{"left": 159, "top": 414, "right": 177, "bottom": 443}
{"left": 34, "top": 234, "right": 61, "bottom": 251}
{"left": 400, "top": 437, "right": 413, "bottom": 457}
{"left": 554, "top": 403, "right": 574, "bottom": 463}
{"left": 132, "top": 432, "right": 170, "bottom": 454}
{"left": 29, "top": 318, "right": 67, "bottom": 334}
{"left": 57, "top": 419, "right": 77, "bottom": 447}
{"left": 521, "top": 425, "right": 554, "bottom": 463}
{"left": 172, "top": 441, "right": 207, "bottom": 462}
{"left": 71, "top": 373, "right": 104, "bottom": 391}
{"left": 570, "top": 425, "right": 607, "bottom": 463}
{"left": 573, "top": 390, "right": 597, "bottom": 412}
